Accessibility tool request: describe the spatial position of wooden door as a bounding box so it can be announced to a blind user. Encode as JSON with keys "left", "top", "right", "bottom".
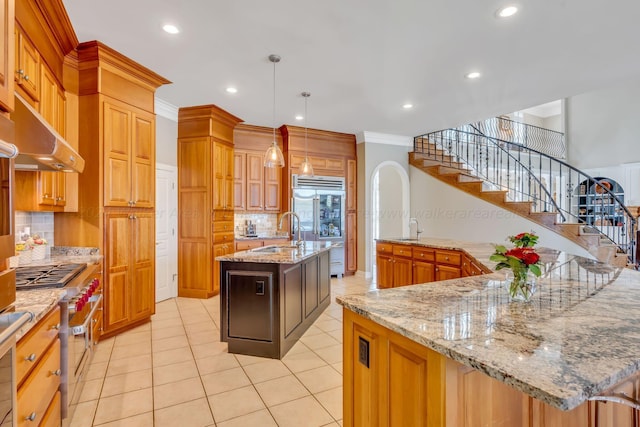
{"left": 103, "top": 100, "right": 132, "bottom": 207}
{"left": 131, "top": 111, "right": 155, "bottom": 208}
{"left": 347, "top": 159, "right": 356, "bottom": 211}
{"left": 376, "top": 254, "right": 393, "bottom": 288}
{"left": 413, "top": 260, "right": 435, "bottom": 284}
{"left": 212, "top": 243, "right": 232, "bottom": 296}
{"left": 16, "top": 29, "right": 39, "bottom": 101}
{"left": 130, "top": 212, "right": 155, "bottom": 321}
{"left": 0, "top": 0, "right": 13, "bottom": 112}
{"left": 213, "top": 143, "right": 225, "bottom": 210}
{"left": 264, "top": 162, "right": 280, "bottom": 211}
{"left": 104, "top": 212, "right": 131, "bottom": 332}
{"left": 346, "top": 211, "right": 357, "bottom": 272}
{"left": 55, "top": 87, "right": 66, "bottom": 137}
{"left": 39, "top": 64, "right": 57, "bottom": 127}
{"left": 223, "top": 145, "right": 234, "bottom": 210}
{"left": 38, "top": 172, "right": 55, "bottom": 206}
{"left": 436, "top": 264, "right": 461, "bottom": 281}
{"left": 246, "top": 152, "right": 264, "bottom": 210}
{"left": 393, "top": 257, "right": 413, "bottom": 287}
{"left": 233, "top": 152, "right": 246, "bottom": 210}
{"left": 54, "top": 173, "right": 66, "bottom": 206}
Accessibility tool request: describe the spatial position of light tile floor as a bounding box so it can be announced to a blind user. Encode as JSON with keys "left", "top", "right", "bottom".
{"left": 70, "top": 274, "right": 374, "bottom": 427}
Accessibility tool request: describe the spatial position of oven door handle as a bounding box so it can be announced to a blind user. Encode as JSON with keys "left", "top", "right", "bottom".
{"left": 70, "top": 294, "right": 103, "bottom": 336}
{"left": 0, "top": 312, "right": 33, "bottom": 345}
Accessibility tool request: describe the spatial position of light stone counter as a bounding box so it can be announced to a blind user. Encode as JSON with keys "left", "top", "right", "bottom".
{"left": 216, "top": 240, "right": 333, "bottom": 264}
{"left": 337, "top": 237, "right": 638, "bottom": 411}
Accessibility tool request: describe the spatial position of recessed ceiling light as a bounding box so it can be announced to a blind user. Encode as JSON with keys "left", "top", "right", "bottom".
{"left": 465, "top": 71, "right": 481, "bottom": 79}
{"left": 225, "top": 87, "right": 238, "bottom": 94}
{"left": 496, "top": 5, "right": 518, "bottom": 18}
{"left": 295, "top": 115, "right": 304, "bottom": 121}
{"left": 162, "top": 24, "right": 180, "bottom": 34}
{"left": 402, "top": 103, "right": 413, "bottom": 109}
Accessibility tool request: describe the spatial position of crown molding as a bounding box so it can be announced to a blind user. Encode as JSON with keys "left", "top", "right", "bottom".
{"left": 155, "top": 98, "right": 179, "bottom": 122}
{"left": 356, "top": 131, "right": 413, "bottom": 146}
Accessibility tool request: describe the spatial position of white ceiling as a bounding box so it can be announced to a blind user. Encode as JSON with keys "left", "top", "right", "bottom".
{"left": 62, "top": 0, "right": 640, "bottom": 137}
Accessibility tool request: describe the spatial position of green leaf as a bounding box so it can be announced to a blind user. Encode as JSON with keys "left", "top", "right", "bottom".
{"left": 489, "top": 254, "right": 508, "bottom": 262}
{"left": 529, "top": 264, "right": 542, "bottom": 276}
{"left": 494, "top": 245, "right": 507, "bottom": 254}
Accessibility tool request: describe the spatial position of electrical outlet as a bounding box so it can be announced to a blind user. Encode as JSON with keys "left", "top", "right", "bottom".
{"left": 358, "top": 337, "right": 369, "bottom": 368}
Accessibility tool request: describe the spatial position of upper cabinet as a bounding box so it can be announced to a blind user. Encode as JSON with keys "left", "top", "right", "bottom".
{"left": 0, "top": 0, "right": 14, "bottom": 112}
{"left": 15, "top": 26, "right": 39, "bottom": 104}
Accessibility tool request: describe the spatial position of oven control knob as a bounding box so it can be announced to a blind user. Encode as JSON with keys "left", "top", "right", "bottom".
{"left": 86, "top": 288, "right": 93, "bottom": 298}
{"left": 75, "top": 300, "right": 83, "bottom": 311}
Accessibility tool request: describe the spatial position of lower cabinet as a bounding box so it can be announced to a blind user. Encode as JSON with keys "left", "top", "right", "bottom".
{"left": 344, "top": 309, "right": 638, "bottom": 427}
{"left": 104, "top": 211, "right": 155, "bottom": 336}
{"left": 16, "top": 307, "right": 61, "bottom": 427}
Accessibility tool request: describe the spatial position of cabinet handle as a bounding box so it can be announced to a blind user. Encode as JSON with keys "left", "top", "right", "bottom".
{"left": 129, "top": 215, "right": 137, "bottom": 220}
{"left": 25, "top": 353, "right": 37, "bottom": 362}
{"left": 25, "top": 412, "right": 37, "bottom": 422}
{"left": 445, "top": 257, "right": 450, "bottom": 260}
{"left": 43, "top": 193, "right": 50, "bottom": 198}
{"left": 17, "top": 69, "right": 24, "bottom": 75}
{"left": 420, "top": 253, "right": 424, "bottom": 257}
{"left": 24, "top": 74, "right": 30, "bottom": 81}
{"left": 50, "top": 369, "right": 62, "bottom": 376}
{"left": 93, "top": 318, "right": 97, "bottom": 324}
{"left": 50, "top": 323, "right": 60, "bottom": 330}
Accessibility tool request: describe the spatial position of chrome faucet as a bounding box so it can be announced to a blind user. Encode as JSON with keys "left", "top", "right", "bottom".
{"left": 409, "top": 217, "right": 423, "bottom": 240}
{"left": 279, "top": 212, "right": 303, "bottom": 247}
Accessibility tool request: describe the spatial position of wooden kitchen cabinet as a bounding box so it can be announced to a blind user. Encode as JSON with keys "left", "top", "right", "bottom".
{"left": 413, "top": 260, "right": 435, "bottom": 283}
{"left": 213, "top": 142, "right": 233, "bottom": 210}
{"left": 14, "top": 170, "right": 66, "bottom": 211}
{"left": 14, "top": 25, "right": 39, "bottom": 104}
{"left": 39, "top": 62, "right": 65, "bottom": 137}
{"left": 16, "top": 306, "right": 61, "bottom": 427}
{"left": 0, "top": 0, "right": 14, "bottom": 112}
{"left": 347, "top": 159, "right": 356, "bottom": 211}
{"left": 104, "top": 211, "right": 155, "bottom": 332}
{"left": 233, "top": 148, "right": 281, "bottom": 212}
{"left": 103, "top": 98, "right": 156, "bottom": 209}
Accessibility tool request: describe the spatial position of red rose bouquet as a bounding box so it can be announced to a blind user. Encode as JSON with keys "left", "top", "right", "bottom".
{"left": 490, "top": 232, "right": 542, "bottom": 300}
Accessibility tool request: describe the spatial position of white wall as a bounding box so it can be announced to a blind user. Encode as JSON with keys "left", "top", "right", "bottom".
{"left": 156, "top": 115, "right": 178, "bottom": 166}
{"left": 409, "top": 166, "right": 592, "bottom": 258}
{"left": 377, "top": 166, "right": 404, "bottom": 238}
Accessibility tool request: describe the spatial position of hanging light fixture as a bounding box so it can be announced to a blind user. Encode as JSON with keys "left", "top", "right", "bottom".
{"left": 299, "top": 92, "right": 314, "bottom": 177}
{"left": 264, "top": 54, "right": 286, "bottom": 168}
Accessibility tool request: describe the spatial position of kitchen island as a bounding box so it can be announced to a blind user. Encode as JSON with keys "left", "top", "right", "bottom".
{"left": 338, "top": 237, "right": 640, "bottom": 426}
{"left": 217, "top": 241, "right": 332, "bottom": 358}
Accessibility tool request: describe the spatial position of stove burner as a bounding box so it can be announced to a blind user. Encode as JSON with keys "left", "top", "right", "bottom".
{"left": 15, "top": 263, "right": 87, "bottom": 290}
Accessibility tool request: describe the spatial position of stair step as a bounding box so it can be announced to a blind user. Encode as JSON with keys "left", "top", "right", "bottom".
{"left": 457, "top": 180, "right": 484, "bottom": 193}
{"left": 529, "top": 212, "right": 557, "bottom": 226}
{"left": 507, "top": 201, "right": 534, "bottom": 214}
{"left": 480, "top": 191, "right": 508, "bottom": 204}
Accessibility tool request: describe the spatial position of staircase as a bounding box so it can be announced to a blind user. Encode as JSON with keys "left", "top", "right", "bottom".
{"left": 411, "top": 121, "right": 637, "bottom": 268}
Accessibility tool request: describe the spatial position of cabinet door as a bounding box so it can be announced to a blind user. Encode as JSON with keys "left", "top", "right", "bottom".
{"left": 246, "top": 152, "right": 264, "bottom": 210}
{"left": 347, "top": 159, "right": 356, "bottom": 211}
{"left": 264, "top": 163, "right": 281, "bottom": 211}
{"left": 0, "top": 0, "right": 13, "bottom": 112}
{"left": 223, "top": 145, "right": 234, "bottom": 210}
{"left": 104, "top": 213, "right": 131, "bottom": 332}
{"left": 213, "top": 143, "right": 225, "bottom": 210}
{"left": 130, "top": 212, "right": 155, "bottom": 321}
{"left": 54, "top": 173, "right": 66, "bottom": 207}
{"left": 132, "top": 112, "right": 155, "bottom": 208}
{"left": 435, "top": 264, "right": 461, "bottom": 281}
{"left": 376, "top": 254, "right": 393, "bottom": 288}
{"left": 15, "top": 29, "right": 39, "bottom": 101}
{"left": 103, "top": 101, "right": 132, "bottom": 207}
{"left": 346, "top": 211, "right": 357, "bottom": 272}
{"left": 38, "top": 172, "right": 56, "bottom": 206}
{"left": 56, "top": 87, "right": 66, "bottom": 137}
{"left": 212, "top": 243, "right": 232, "bottom": 296}
{"left": 39, "top": 64, "right": 57, "bottom": 127}
{"left": 393, "top": 257, "right": 413, "bottom": 288}
{"left": 413, "top": 260, "right": 435, "bottom": 284}
{"left": 233, "top": 152, "right": 246, "bottom": 210}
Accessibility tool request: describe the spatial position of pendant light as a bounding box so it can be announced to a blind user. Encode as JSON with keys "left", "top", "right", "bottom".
{"left": 264, "top": 54, "right": 285, "bottom": 168}
{"left": 299, "top": 92, "right": 314, "bottom": 177}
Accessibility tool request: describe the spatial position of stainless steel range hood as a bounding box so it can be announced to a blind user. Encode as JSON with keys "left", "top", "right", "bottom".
{"left": 11, "top": 93, "right": 85, "bottom": 173}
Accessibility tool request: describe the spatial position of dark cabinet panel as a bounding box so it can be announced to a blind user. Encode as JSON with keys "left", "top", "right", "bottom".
{"left": 304, "top": 256, "right": 319, "bottom": 318}
{"left": 319, "top": 251, "right": 330, "bottom": 303}
{"left": 283, "top": 264, "right": 303, "bottom": 337}
{"left": 227, "top": 271, "right": 274, "bottom": 341}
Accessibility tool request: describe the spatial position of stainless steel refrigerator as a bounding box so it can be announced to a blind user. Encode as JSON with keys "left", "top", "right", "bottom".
{"left": 291, "top": 174, "right": 345, "bottom": 277}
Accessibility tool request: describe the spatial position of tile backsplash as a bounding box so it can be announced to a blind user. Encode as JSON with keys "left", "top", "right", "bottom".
{"left": 15, "top": 211, "right": 55, "bottom": 248}
{"left": 234, "top": 213, "right": 280, "bottom": 237}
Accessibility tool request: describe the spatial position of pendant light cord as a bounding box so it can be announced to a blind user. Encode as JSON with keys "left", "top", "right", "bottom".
{"left": 272, "top": 59, "right": 276, "bottom": 144}
{"left": 304, "top": 95, "right": 308, "bottom": 157}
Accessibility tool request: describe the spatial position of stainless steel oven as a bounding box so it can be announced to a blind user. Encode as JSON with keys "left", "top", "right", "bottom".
{"left": 0, "top": 312, "right": 32, "bottom": 427}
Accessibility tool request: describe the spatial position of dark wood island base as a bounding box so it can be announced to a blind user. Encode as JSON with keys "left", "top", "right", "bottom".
{"left": 220, "top": 244, "right": 331, "bottom": 359}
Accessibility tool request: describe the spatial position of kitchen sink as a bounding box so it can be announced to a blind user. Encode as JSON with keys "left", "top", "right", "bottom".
{"left": 251, "top": 245, "right": 299, "bottom": 253}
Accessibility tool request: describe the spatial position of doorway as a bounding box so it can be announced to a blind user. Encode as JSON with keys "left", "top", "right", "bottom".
{"left": 156, "top": 164, "right": 178, "bottom": 302}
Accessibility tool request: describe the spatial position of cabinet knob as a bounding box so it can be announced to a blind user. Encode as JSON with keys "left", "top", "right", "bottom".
{"left": 50, "top": 369, "right": 62, "bottom": 376}
{"left": 43, "top": 194, "right": 50, "bottom": 198}
{"left": 420, "top": 253, "right": 424, "bottom": 257}
{"left": 17, "top": 69, "right": 24, "bottom": 75}
{"left": 25, "top": 353, "right": 37, "bottom": 362}
{"left": 50, "top": 323, "right": 60, "bottom": 330}
{"left": 24, "top": 74, "right": 30, "bottom": 81}
{"left": 25, "top": 412, "right": 37, "bottom": 422}
{"left": 445, "top": 257, "right": 449, "bottom": 260}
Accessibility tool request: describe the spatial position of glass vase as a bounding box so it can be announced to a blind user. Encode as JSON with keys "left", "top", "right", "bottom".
{"left": 505, "top": 269, "right": 537, "bottom": 302}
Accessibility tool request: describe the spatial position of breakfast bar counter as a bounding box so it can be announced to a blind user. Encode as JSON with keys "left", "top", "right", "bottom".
{"left": 338, "top": 237, "right": 640, "bottom": 426}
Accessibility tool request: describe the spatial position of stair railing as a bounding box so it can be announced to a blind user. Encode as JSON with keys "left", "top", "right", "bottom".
{"left": 414, "top": 126, "right": 637, "bottom": 267}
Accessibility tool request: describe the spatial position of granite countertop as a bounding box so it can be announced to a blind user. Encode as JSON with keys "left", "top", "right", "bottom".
{"left": 234, "top": 235, "right": 290, "bottom": 241}
{"left": 337, "top": 237, "right": 639, "bottom": 411}
{"left": 217, "top": 240, "right": 333, "bottom": 264}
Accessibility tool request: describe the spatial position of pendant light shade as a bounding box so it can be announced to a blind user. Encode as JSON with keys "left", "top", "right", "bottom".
{"left": 299, "top": 92, "right": 314, "bottom": 177}
{"left": 264, "top": 54, "right": 285, "bottom": 168}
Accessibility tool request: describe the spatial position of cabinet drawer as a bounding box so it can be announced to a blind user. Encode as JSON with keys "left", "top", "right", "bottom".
{"left": 412, "top": 247, "right": 435, "bottom": 262}
{"left": 392, "top": 245, "right": 412, "bottom": 258}
{"left": 213, "top": 232, "right": 235, "bottom": 244}
{"left": 17, "top": 339, "right": 61, "bottom": 427}
{"left": 376, "top": 242, "right": 393, "bottom": 255}
{"left": 39, "top": 390, "right": 61, "bottom": 427}
{"left": 16, "top": 307, "right": 60, "bottom": 385}
{"left": 435, "top": 250, "right": 461, "bottom": 266}
{"left": 236, "top": 240, "right": 263, "bottom": 251}
{"left": 213, "top": 220, "right": 234, "bottom": 233}
{"left": 213, "top": 210, "right": 234, "bottom": 221}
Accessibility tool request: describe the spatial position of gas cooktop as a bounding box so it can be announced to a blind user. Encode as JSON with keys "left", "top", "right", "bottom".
{"left": 15, "top": 263, "right": 87, "bottom": 290}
